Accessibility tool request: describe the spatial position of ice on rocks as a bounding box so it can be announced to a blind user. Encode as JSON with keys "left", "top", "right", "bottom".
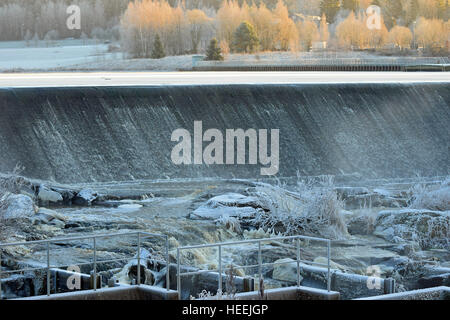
{"left": 374, "top": 209, "right": 450, "bottom": 249}
{"left": 191, "top": 205, "right": 260, "bottom": 220}
{"left": 205, "top": 193, "right": 264, "bottom": 209}
{"left": 189, "top": 193, "right": 264, "bottom": 220}
{"left": 73, "top": 188, "right": 98, "bottom": 206}
{"left": 272, "top": 258, "right": 301, "bottom": 283}
{"left": 1, "top": 194, "right": 36, "bottom": 220}
{"left": 38, "top": 185, "right": 63, "bottom": 203}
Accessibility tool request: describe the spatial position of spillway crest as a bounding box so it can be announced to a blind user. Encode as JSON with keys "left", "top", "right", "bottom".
{"left": 0, "top": 83, "right": 448, "bottom": 183}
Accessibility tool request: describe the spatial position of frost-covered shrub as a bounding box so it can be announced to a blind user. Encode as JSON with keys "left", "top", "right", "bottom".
{"left": 0, "top": 164, "right": 27, "bottom": 241}
{"left": 0, "top": 165, "right": 27, "bottom": 206}
{"left": 408, "top": 176, "right": 450, "bottom": 211}
{"left": 250, "top": 176, "right": 348, "bottom": 240}
{"left": 375, "top": 209, "right": 450, "bottom": 250}
{"left": 216, "top": 216, "right": 242, "bottom": 234}
{"left": 415, "top": 215, "right": 450, "bottom": 250}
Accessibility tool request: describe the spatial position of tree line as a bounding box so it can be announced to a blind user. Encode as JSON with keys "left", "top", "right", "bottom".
{"left": 121, "top": 0, "right": 449, "bottom": 57}
{"left": 0, "top": 0, "right": 448, "bottom": 55}
{"left": 0, "top": 0, "right": 134, "bottom": 41}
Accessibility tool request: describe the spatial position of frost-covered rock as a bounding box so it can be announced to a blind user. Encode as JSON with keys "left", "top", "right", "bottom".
{"left": 50, "top": 187, "right": 76, "bottom": 203}
{"left": 313, "top": 257, "right": 347, "bottom": 271}
{"left": 272, "top": 258, "right": 301, "bottom": 283}
{"left": 374, "top": 209, "right": 450, "bottom": 249}
{"left": 190, "top": 205, "right": 260, "bottom": 220}
{"left": 335, "top": 187, "right": 369, "bottom": 198}
{"left": 1, "top": 194, "right": 36, "bottom": 220}
{"left": 38, "top": 185, "right": 63, "bottom": 203}
{"left": 114, "top": 248, "right": 165, "bottom": 286}
{"left": 206, "top": 193, "right": 265, "bottom": 210}
{"left": 347, "top": 215, "right": 375, "bottom": 235}
{"left": 73, "top": 189, "right": 98, "bottom": 206}
{"left": 189, "top": 193, "right": 264, "bottom": 220}
{"left": 32, "top": 208, "right": 67, "bottom": 227}
{"left": 337, "top": 186, "right": 408, "bottom": 209}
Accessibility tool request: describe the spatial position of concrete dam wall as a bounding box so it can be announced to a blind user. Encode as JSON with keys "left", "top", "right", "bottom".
{"left": 0, "top": 83, "right": 448, "bottom": 183}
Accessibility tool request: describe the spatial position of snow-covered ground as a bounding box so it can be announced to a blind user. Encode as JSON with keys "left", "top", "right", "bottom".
{"left": 1, "top": 40, "right": 447, "bottom": 73}
{"left": 0, "top": 40, "right": 122, "bottom": 71}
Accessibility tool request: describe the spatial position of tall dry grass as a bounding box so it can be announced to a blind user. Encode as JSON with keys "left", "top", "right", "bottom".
{"left": 250, "top": 175, "right": 348, "bottom": 240}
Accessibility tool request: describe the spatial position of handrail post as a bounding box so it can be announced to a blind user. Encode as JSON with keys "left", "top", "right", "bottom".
{"left": 258, "top": 241, "right": 262, "bottom": 287}
{"left": 137, "top": 233, "right": 141, "bottom": 286}
{"left": 47, "top": 241, "right": 50, "bottom": 296}
{"left": 0, "top": 249, "right": 2, "bottom": 300}
{"left": 327, "top": 240, "right": 331, "bottom": 292}
{"left": 296, "top": 238, "right": 300, "bottom": 287}
{"left": 218, "top": 245, "right": 222, "bottom": 298}
{"left": 177, "top": 248, "right": 181, "bottom": 300}
{"left": 165, "top": 236, "right": 170, "bottom": 291}
{"left": 93, "top": 237, "right": 97, "bottom": 291}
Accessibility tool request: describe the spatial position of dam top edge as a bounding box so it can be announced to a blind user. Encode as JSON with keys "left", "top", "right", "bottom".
{"left": 1, "top": 81, "right": 449, "bottom": 91}
{"left": 0, "top": 72, "right": 449, "bottom": 88}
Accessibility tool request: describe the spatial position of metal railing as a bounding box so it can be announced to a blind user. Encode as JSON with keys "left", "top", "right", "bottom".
{"left": 0, "top": 231, "right": 170, "bottom": 300}
{"left": 198, "top": 56, "right": 450, "bottom": 67}
{"left": 176, "top": 234, "right": 331, "bottom": 300}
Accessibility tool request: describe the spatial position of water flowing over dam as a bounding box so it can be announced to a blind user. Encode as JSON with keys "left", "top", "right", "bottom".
{"left": 0, "top": 83, "right": 448, "bottom": 183}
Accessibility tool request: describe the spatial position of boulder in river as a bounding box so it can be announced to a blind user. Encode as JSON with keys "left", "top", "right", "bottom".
{"left": 347, "top": 214, "right": 375, "bottom": 235}
{"left": 32, "top": 207, "right": 67, "bottom": 228}
{"left": 1, "top": 194, "right": 36, "bottom": 220}
{"left": 206, "top": 193, "right": 265, "bottom": 209}
{"left": 190, "top": 206, "right": 260, "bottom": 220}
{"left": 37, "top": 185, "right": 63, "bottom": 204}
{"left": 73, "top": 189, "right": 98, "bottom": 206}
{"left": 189, "top": 193, "right": 265, "bottom": 220}
{"left": 272, "top": 258, "right": 301, "bottom": 283}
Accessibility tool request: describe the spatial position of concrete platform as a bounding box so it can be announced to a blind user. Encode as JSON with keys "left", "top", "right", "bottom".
{"left": 200, "top": 286, "right": 340, "bottom": 300}
{"left": 356, "top": 286, "right": 450, "bottom": 300}
{"left": 15, "top": 285, "right": 179, "bottom": 300}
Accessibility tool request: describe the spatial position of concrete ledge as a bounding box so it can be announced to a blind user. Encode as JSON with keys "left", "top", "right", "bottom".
{"left": 15, "top": 285, "right": 179, "bottom": 300}
{"left": 299, "top": 264, "right": 395, "bottom": 300}
{"left": 356, "top": 286, "right": 450, "bottom": 300}
{"left": 168, "top": 264, "right": 254, "bottom": 300}
{"left": 227, "top": 286, "right": 340, "bottom": 300}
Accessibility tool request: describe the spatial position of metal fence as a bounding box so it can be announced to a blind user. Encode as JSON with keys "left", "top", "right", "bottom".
{"left": 176, "top": 234, "right": 331, "bottom": 300}
{"left": 0, "top": 231, "right": 169, "bottom": 300}
{"left": 197, "top": 56, "right": 450, "bottom": 67}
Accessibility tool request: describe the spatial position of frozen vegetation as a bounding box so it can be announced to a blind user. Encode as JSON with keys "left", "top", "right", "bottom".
{"left": 249, "top": 177, "right": 348, "bottom": 240}
{"left": 408, "top": 177, "right": 450, "bottom": 211}
{"left": 377, "top": 177, "right": 450, "bottom": 250}
{"left": 189, "top": 177, "right": 349, "bottom": 240}
{"left": 0, "top": 166, "right": 35, "bottom": 242}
